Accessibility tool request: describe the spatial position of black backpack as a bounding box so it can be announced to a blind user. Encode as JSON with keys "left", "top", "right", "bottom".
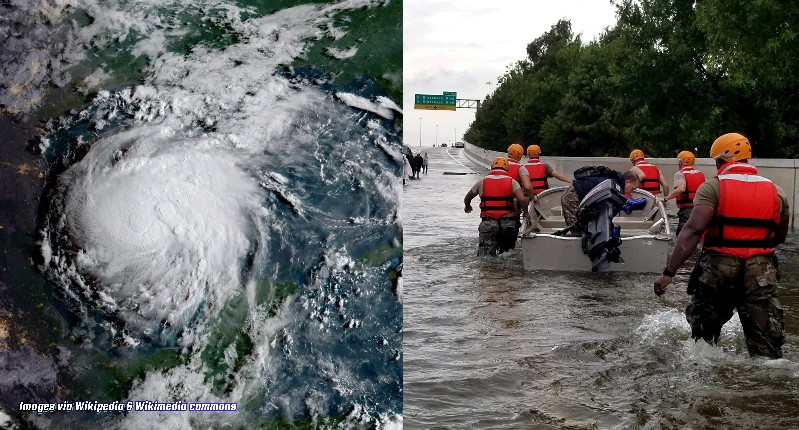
{"left": 573, "top": 165, "right": 617, "bottom": 180}
{"left": 573, "top": 166, "right": 623, "bottom": 200}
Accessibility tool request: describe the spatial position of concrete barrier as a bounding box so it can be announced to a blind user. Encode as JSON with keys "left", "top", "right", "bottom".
{"left": 463, "top": 142, "right": 799, "bottom": 226}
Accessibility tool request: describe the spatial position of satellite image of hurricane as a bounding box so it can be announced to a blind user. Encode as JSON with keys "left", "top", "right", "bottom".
{"left": 0, "top": 0, "right": 402, "bottom": 428}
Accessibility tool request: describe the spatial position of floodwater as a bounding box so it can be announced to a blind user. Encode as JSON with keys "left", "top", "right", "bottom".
{"left": 403, "top": 147, "right": 799, "bottom": 429}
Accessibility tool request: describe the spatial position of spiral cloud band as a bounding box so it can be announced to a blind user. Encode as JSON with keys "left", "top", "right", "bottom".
{"left": 46, "top": 127, "right": 263, "bottom": 342}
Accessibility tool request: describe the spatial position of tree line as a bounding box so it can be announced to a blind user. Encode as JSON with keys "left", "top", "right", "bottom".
{"left": 464, "top": 0, "right": 799, "bottom": 159}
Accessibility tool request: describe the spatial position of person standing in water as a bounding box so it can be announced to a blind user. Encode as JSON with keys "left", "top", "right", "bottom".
{"left": 522, "top": 144, "right": 572, "bottom": 233}
{"left": 464, "top": 157, "right": 530, "bottom": 256}
{"left": 654, "top": 133, "right": 790, "bottom": 359}
{"left": 629, "top": 149, "right": 668, "bottom": 195}
{"left": 658, "top": 150, "right": 706, "bottom": 236}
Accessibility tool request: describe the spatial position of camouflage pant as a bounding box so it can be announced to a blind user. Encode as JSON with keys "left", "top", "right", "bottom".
{"left": 478, "top": 217, "right": 518, "bottom": 256}
{"left": 676, "top": 206, "right": 692, "bottom": 237}
{"left": 561, "top": 186, "right": 581, "bottom": 228}
{"left": 686, "top": 252, "right": 784, "bottom": 358}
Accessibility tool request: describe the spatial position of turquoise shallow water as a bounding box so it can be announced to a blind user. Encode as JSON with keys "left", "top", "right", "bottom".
{"left": 0, "top": 1, "right": 402, "bottom": 428}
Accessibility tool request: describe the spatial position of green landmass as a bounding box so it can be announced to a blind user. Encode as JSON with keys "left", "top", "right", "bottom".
{"left": 355, "top": 243, "right": 401, "bottom": 267}
{"left": 40, "top": 0, "right": 401, "bottom": 117}
{"left": 70, "top": 348, "right": 183, "bottom": 401}
{"left": 261, "top": 414, "right": 349, "bottom": 429}
{"left": 297, "top": 0, "right": 403, "bottom": 103}
{"left": 202, "top": 279, "right": 298, "bottom": 394}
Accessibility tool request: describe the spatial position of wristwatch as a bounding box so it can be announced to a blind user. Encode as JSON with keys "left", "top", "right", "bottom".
{"left": 662, "top": 267, "right": 676, "bottom": 277}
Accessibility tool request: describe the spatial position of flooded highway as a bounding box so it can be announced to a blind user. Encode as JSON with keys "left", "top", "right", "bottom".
{"left": 402, "top": 146, "right": 799, "bottom": 429}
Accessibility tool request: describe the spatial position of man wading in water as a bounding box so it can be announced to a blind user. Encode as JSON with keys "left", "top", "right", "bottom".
{"left": 654, "top": 133, "right": 790, "bottom": 358}
{"left": 463, "top": 157, "right": 530, "bottom": 256}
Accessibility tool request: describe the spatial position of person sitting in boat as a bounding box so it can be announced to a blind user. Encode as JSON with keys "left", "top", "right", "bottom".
{"left": 629, "top": 149, "right": 668, "bottom": 195}
{"left": 464, "top": 157, "right": 530, "bottom": 256}
{"left": 658, "top": 150, "right": 706, "bottom": 236}
{"left": 560, "top": 167, "right": 641, "bottom": 234}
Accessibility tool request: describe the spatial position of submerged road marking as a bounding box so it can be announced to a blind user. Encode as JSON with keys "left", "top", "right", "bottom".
{"left": 445, "top": 148, "right": 479, "bottom": 174}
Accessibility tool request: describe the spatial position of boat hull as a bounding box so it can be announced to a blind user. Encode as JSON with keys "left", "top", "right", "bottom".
{"left": 521, "top": 233, "right": 670, "bottom": 273}
{"left": 520, "top": 185, "right": 672, "bottom": 273}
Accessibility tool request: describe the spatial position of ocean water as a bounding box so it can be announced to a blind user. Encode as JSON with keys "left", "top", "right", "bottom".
{"left": 403, "top": 147, "right": 799, "bottom": 429}
{"left": 0, "top": 0, "right": 402, "bottom": 428}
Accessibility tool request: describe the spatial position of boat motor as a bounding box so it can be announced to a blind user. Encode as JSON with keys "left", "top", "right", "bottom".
{"left": 576, "top": 179, "right": 628, "bottom": 272}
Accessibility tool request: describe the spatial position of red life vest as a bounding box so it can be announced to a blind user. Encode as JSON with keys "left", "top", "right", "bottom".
{"left": 479, "top": 170, "right": 516, "bottom": 219}
{"left": 634, "top": 160, "right": 662, "bottom": 194}
{"left": 506, "top": 159, "right": 522, "bottom": 182}
{"left": 524, "top": 159, "right": 549, "bottom": 195}
{"left": 703, "top": 162, "right": 781, "bottom": 258}
{"left": 675, "top": 166, "right": 705, "bottom": 209}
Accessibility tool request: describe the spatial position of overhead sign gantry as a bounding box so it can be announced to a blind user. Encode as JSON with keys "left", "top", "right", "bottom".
{"left": 414, "top": 91, "right": 457, "bottom": 111}
{"left": 414, "top": 91, "right": 481, "bottom": 111}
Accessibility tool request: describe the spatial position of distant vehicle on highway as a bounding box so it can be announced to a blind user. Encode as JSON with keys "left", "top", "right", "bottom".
{"left": 440, "top": 143, "right": 447, "bottom": 147}
{"left": 453, "top": 141, "right": 464, "bottom": 148}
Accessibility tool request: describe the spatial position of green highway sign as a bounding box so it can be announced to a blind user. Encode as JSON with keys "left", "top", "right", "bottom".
{"left": 414, "top": 92, "right": 457, "bottom": 111}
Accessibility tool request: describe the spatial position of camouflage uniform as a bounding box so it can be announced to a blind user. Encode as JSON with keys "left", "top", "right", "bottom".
{"left": 478, "top": 216, "right": 518, "bottom": 256}
{"left": 686, "top": 251, "right": 784, "bottom": 358}
{"left": 561, "top": 186, "right": 581, "bottom": 229}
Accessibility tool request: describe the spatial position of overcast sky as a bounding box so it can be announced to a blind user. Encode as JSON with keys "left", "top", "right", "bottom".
{"left": 403, "top": 0, "right": 618, "bottom": 149}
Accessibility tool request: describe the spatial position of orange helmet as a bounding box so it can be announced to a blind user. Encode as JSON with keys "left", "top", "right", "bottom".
{"left": 527, "top": 145, "right": 541, "bottom": 158}
{"left": 677, "top": 150, "right": 695, "bottom": 165}
{"left": 491, "top": 157, "right": 509, "bottom": 171}
{"left": 710, "top": 133, "right": 751, "bottom": 162}
{"left": 629, "top": 149, "right": 645, "bottom": 161}
{"left": 507, "top": 143, "right": 524, "bottom": 160}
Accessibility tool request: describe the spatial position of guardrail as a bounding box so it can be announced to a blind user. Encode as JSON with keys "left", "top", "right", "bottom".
{"left": 463, "top": 142, "right": 799, "bottom": 227}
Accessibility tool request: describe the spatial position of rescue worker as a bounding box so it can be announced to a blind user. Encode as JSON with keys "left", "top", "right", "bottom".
{"left": 658, "top": 150, "right": 706, "bottom": 236}
{"left": 629, "top": 149, "right": 668, "bottom": 195}
{"left": 654, "top": 133, "right": 790, "bottom": 359}
{"left": 523, "top": 144, "right": 572, "bottom": 196}
{"left": 504, "top": 143, "right": 532, "bottom": 241}
{"left": 523, "top": 144, "right": 572, "bottom": 233}
{"left": 560, "top": 167, "right": 640, "bottom": 233}
{"left": 464, "top": 157, "right": 530, "bottom": 256}
{"left": 505, "top": 143, "right": 532, "bottom": 194}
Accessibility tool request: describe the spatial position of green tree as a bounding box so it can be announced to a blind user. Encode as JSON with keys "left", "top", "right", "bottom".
{"left": 540, "top": 39, "right": 625, "bottom": 156}
{"left": 696, "top": 0, "right": 799, "bottom": 157}
{"left": 607, "top": 0, "right": 716, "bottom": 156}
